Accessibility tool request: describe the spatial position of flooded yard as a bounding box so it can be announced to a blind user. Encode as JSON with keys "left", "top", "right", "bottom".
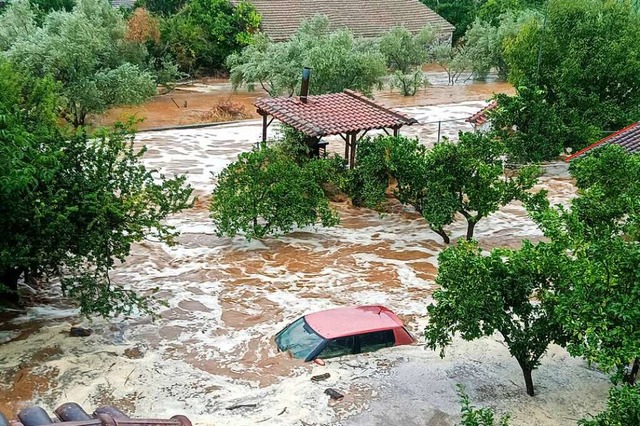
{"left": 0, "top": 78, "right": 610, "bottom": 425}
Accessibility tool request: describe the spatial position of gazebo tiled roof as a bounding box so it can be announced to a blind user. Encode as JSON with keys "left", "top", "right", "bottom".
{"left": 254, "top": 89, "right": 418, "bottom": 138}
{"left": 566, "top": 121, "right": 640, "bottom": 161}
{"left": 466, "top": 101, "right": 498, "bottom": 126}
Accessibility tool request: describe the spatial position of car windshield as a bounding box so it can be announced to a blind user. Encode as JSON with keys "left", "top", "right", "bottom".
{"left": 275, "top": 317, "right": 325, "bottom": 360}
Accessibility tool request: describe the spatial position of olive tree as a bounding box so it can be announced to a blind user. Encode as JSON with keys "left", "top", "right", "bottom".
{"left": 425, "top": 240, "right": 569, "bottom": 396}
{"left": 227, "top": 15, "right": 386, "bottom": 97}
{"left": 379, "top": 25, "right": 436, "bottom": 96}
{"left": 2, "top": 0, "right": 158, "bottom": 127}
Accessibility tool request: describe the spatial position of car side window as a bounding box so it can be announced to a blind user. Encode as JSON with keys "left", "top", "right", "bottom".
{"left": 318, "top": 336, "right": 355, "bottom": 359}
{"left": 358, "top": 330, "right": 395, "bottom": 353}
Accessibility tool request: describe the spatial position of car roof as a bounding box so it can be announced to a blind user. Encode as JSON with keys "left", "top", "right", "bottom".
{"left": 304, "top": 305, "right": 405, "bottom": 339}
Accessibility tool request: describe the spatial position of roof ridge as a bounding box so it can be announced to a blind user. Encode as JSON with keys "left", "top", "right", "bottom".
{"left": 343, "top": 90, "right": 418, "bottom": 125}
{"left": 565, "top": 121, "right": 640, "bottom": 162}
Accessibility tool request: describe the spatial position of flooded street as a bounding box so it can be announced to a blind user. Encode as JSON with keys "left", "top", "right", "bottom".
{"left": 0, "top": 77, "right": 610, "bottom": 425}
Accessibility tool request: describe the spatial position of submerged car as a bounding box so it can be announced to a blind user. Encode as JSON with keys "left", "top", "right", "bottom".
{"left": 275, "top": 305, "right": 414, "bottom": 361}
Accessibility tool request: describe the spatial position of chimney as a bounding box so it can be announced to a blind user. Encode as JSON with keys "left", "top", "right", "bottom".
{"left": 300, "top": 67, "right": 311, "bottom": 103}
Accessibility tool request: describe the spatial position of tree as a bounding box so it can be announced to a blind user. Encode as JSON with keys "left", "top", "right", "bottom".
{"left": 134, "top": 0, "right": 186, "bottom": 16}
{"left": 227, "top": 15, "right": 387, "bottom": 97}
{"left": 0, "top": 0, "right": 36, "bottom": 50}
{"left": 528, "top": 145, "right": 640, "bottom": 384}
{"left": 503, "top": 0, "right": 640, "bottom": 149}
{"left": 210, "top": 146, "right": 340, "bottom": 240}
{"left": 579, "top": 384, "right": 640, "bottom": 426}
{"left": 2, "top": 0, "right": 159, "bottom": 127}
{"left": 491, "top": 86, "right": 569, "bottom": 162}
{"left": 431, "top": 42, "right": 472, "bottom": 85}
{"left": 0, "top": 60, "right": 194, "bottom": 316}
{"left": 463, "top": 10, "right": 539, "bottom": 80}
{"left": 379, "top": 25, "right": 436, "bottom": 96}
{"left": 421, "top": 0, "right": 484, "bottom": 43}
{"left": 161, "top": 0, "right": 260, "bottom": 75}
{"left": 425, "top": 240, "right": 568, "bottom": 396}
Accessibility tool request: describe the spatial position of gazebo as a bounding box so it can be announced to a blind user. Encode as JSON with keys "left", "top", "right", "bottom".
{"left": 254, "top": 89, "right": 418, "bottom": 168}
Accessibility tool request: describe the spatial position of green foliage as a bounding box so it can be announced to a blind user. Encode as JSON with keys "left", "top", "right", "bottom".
{"left": 210, "top": 146, "right": 340, "bottom": 240}
{"left": 379, "top": 25, "right": 436, "bottom": 96}
{"left": 228, "top": 15, "right": 386, "bottom": 97}
{"left": 528, "top": 146, "right": 640, "bottom": 381}
{"left": 161, "top": 0, "right": 260, "bottom": 75}
{"left": 0, "top": 59, "right": 194, "bottom": 316}
{"left": 463, "top": 10, "right": 539, "bottom": 80}
{"left": 457, "top": 385, "right": 511, "bottom": 426}
{"left": 431, "top": 42, "right": 472, "bottom": 85}
{"left": 348, "top": 134, "right": 540, "bottom": 243}
{"left": 346, "top": 136, "right": 397, "bottom": 209}
{"left": 491, "top": 86, "right": 570, "bottom": 162}
{"left": 2, "top": 0, "right": 159, "bottom": 127}
{"left": 421, "top": 0, "right": 482, "bottom": 42}
{"left": 426, "top": 240, "right": 569, "bottom": 396}
{"left": 503, "top": 0, "right": 640, "bottom": 149}
{"left": 0, "top": 0, "right": 37, "bottom": 50}
{"left": 579, "top": 384, "right": 640, "bottom": 426}
{"left": 135, "top": 0, "right": 186, "bottom": 16}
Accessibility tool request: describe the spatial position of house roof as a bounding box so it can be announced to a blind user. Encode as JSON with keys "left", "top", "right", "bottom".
{"left": 465, "top": 101, "right": 498, "bottom": 126}
{"left": 237, "top": 0, "right": 455, "bottom": 41}
{"left": 305, "top": 306, "right": 405, "bottom": 339}
{"left": 566, "top": 121, "right": 640, "bottom": 161}
{"left": 254, "top": 90, "right": 418, "bottom": 138}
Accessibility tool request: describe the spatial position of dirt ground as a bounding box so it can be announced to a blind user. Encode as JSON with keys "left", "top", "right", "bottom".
{"left": 91, "top": 71, "right": 513, "bottom": 131}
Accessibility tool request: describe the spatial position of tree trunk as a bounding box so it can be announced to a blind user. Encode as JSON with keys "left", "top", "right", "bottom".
{"left": 517, "top": 359, "right": 535, "bottom": 396}
{"left": 623, "top": 358, "right": 640, "bottom": 385}
{"left": 434, "top": 227, "right": 450, "bottom": 244}
{"left": 466, "top": 220, "right": 477, "bottom": 240}
{"left": 0, "top": 267, "right": 22, "bottom": 304}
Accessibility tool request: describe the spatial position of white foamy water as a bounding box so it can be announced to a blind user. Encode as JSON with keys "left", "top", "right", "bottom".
{"left": 1, "top": 102, "right": 608, "bottom": 425}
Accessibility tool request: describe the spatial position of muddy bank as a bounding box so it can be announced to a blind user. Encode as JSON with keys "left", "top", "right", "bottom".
{"left": 92, "top": 71, "right": 513, "bottom": 131}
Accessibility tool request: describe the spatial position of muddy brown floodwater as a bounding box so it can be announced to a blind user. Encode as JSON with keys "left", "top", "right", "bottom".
{"left": 0, "top": 75, "right": 609, "bottom": 426}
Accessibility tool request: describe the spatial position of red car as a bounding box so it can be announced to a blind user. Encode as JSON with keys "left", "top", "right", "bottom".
{"left": 275, "top": 306, "right": 415, "bottom": 361}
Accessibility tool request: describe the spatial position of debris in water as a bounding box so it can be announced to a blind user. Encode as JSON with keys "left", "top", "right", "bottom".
{"left": 311, "top": 373, "right": 331, "bottom": 382}
{"left": 225, "top": 404, "right": 257, "bottom": 411}
{"left": 324, "top": 388, "right": 344, "bottom": 401}
{"left": 69, "top": 327, "right": 92, "bottom": 337}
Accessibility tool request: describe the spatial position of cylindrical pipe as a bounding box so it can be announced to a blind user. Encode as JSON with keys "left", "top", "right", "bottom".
{"left": 93, "top": 407, "right": 128, "bottom": 420}
{"left": 300, "top": 67, "right": 311, "bottom": 103}
{"left": 55, "top": 403, "right": 91, "bottom": 422}
{"left": 17, "top": 407, "right": 53, "bottom": 426}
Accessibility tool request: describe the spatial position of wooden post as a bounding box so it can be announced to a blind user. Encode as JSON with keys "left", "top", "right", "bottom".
{"left": 262, "top": 114, "right": 268, "bottom": 145}
{"left": 349, "top": 132, "right": 357, "bottom": 169}
{"left": 344, "top": 134, "right": 350, "bottom": 165}
{"left": 393, "top": 127, "right": 399, "bottom": 137}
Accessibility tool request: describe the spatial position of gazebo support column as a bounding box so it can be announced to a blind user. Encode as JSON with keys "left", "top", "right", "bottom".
{"left": 393, "top": 127, "right": 400, "bottom": 137}
{"left": 349, "top": 132, "right": 357, "bottom": 169}
{"left": 262, "top": 114, "right": 268, "bottom": 143}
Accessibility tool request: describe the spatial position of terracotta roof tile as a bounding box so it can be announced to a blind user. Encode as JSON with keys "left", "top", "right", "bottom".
{"left": 235, "top": 0, "right": 454, "bottom": 41}
{"left": 254, "top": 90, "right": 418, "bottom": 137}
{"left": 465, "top": 101, "right": 498, "bottom": 126}
{"left": 566, "top": 121, "right": 640, "bottom": 161}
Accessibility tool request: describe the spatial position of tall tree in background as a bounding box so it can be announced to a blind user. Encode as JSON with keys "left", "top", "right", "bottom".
{"left": 379, "top": 25, "right": 436, "bottom": 96}
{"left": 1, "top": 0, "right": 159, "bottom": 126}
{"left": 161, "top": 0, "right": 260, "bottom": 75}
{"left": 228, "top": 15, "right": 386, "bottom": 96}
{"left": 421, "top": 0, "right": 484, "bottom": 42}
